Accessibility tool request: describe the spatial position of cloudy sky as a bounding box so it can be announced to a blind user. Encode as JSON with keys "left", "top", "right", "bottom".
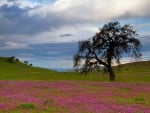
{"left": 0, "top": 0, "right": 150, "bottom": 70}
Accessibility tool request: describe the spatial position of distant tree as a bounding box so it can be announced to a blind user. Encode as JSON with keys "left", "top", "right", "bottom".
{"left": 7, "top": 56, "right": 15, "bottom": 63}
{"left": 24, "top": 61, "right": 28, "bottom": 65}
{"left": 29, "top": 64, "right": 32, "bottom": 66}
{"left": 74, "top": 22, "right": 142, "bottom": 81}
{"left": 16, "top": 58, "right": 20, "bottom": 62}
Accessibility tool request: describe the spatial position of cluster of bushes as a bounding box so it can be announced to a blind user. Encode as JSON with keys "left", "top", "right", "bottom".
{"left": 7, "top": 56, "right": 33, "bottom": 66}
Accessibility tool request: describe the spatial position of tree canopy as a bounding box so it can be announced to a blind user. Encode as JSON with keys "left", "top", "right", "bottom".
{"left": 74, "top": 21, "right": 142, "bottom": 81}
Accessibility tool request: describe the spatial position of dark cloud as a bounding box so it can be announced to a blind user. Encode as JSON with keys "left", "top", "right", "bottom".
{"left": 0, "top": 4, "right": 32, "bottom": 34}
{"left": 0, "top": 1, "right": 106, "bottom": 36}
{"left": 0, "top": 0, "right": 149, "bottom": 36}
{"left": 30, "top": 42, "right": 77, "bottom": 60}
{"left": 0, "top": 42, "right": 77, "bottom": 59}
{"left": 59, "top": 33, "right": 74, "bottom": 37}
{"left": 0, "top": 3, "right": 62, "bottom": 35}
{"left": 0, "top": 3, "right": 81, "bottom": 36}
{"left": 0, "top": 42, "right": 78, "bottom": 70}
{"left": 0, "top": 4, "right": 29, "bottom": 19}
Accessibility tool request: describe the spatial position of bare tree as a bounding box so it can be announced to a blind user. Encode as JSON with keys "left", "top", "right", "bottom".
{"left": 74, "top": 22, "right": 142, "bottom": 81}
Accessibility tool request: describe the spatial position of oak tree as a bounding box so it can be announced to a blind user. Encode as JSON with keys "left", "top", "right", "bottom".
{"left": 74, "top": 22, "right": 141, "bottom": 81}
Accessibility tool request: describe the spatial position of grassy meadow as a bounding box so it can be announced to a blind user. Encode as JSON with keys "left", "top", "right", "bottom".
{"left": 0, "top": 57, "right": 150, "bottom": 82}
{"left": 0, "top": 57, "right": 150, "bottom": 113}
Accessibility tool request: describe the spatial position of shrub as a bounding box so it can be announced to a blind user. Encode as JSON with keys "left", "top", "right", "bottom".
{"left": 7, "top": 56, "right": 15, "bottom": 63}
{"left": 16, "top": 58, "right": 20, "bottom": 62}
{"left": 24, "top": 61, "right": 28, "bottom": 65}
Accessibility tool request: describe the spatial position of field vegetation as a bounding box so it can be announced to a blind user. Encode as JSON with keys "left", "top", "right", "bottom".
{"left": 0, "top": 57, "right": 149, "bottom": 82}
{"left": 0, "top": 57, "right": 150, "bottom": 113}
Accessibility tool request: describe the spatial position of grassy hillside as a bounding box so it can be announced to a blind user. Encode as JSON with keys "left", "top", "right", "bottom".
{"left": 113, "top": 61, "right": 150, "bottom": 82}
{"left": 114, "top": 61, "right": 150, "bottom": 72}
{"left": 0, "top": 57, "right": 149, "bottom": 82}
{"left": 0, "top": 57, "right": 57, "bottom": 80}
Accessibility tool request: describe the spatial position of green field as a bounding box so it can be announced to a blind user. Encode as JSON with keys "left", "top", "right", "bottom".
{"left": 0, "top": 57, "right": 150, "bottom": 113}
{"left": 0, "top": 57, "right": 149, "bottom": 82}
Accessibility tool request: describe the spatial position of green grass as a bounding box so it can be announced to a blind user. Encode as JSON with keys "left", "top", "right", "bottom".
{"left": 3, "top": 107, "right": 69, "bottom": 113}
{"left": 115, "top": 96, "right": 150, "bottom": 106}
{"left": 0, "top": 57, "right": 149, "bottom": 82}
{"left": 18, "top": 103, "right": 35, "bottom": 109}
{"left": 0, "top": 57, "right": 57, "bottom": 80}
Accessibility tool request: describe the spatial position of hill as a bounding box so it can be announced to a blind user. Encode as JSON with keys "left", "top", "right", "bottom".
{"left": 114, "top": 60, "right": 150, "bottom": 72}
{"left": 113, "top": 60, "right": 150, "bottom": 81}
{"left": 0, "top": 57, "right": 57, "bottom": 80}
{"left": 0, "top": 56, "right": 149, "bottom": 81}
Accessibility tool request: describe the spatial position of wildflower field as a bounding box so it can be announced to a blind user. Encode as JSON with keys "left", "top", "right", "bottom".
{"left": 0, "top": 60, "right": 149, "bottom": 113}
{"left": 0, "top": 81, "right": 150, "bottom": 113}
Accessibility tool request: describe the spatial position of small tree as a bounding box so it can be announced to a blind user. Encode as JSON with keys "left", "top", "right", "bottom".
{"left": 24, "top": 61, "right": 28, "bottom": 65}
{"left": 74, "top": 22, "right": 142, "bottom": 81}
{"left": 16, "top": 58, "right": 20, "bottom": 62}
{"left": 7, "top": 56, "right": 15, "bottom": 63}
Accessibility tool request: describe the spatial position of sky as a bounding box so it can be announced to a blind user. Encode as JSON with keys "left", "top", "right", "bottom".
{"left": 0, "top": 0, "right": 150, "bottom": 71}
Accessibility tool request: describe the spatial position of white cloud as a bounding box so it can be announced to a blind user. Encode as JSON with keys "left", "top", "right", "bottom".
{"left": 17, "top": 0, "right": 41, "bottom": 8}
{"left": 0, "top": 41, "right": 28, "bottom": 50}
{"left": 0, "top": 0, "right": 41, "bottom": 8}
{"left": 30, "top": 0, "right": 150, "bottom": 22}
{"left": 0, "top": 24, "right": 97, "bottom": 44}
{"left": 26, "top": 0, "right": 150, "bottom": 44}
{"left": 0, "top": 0, "right": 150, "bottom": 44}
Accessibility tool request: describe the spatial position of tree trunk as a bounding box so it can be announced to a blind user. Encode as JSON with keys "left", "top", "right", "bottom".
{"left": 108, "top": 65, "right": 115, "bottom": 81}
